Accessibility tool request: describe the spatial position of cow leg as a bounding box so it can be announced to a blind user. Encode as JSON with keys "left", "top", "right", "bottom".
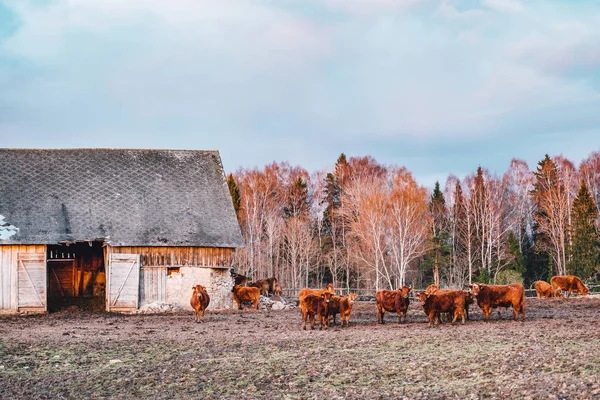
{"left": 460, "top": 309, "right": 466, "bottom": 325}
{"left": 567, "top": 290, "right": 572, "bottom": 298}
{"left": 483, "top": 306, "right": 490, "bottom": 322}
{"left": 465, "top": 306, "right": 470, "bottom": 321}
{"left": 303, "top": 311, "right": 309, "bottom": 330}
{"left": 310, "top": 314, "right": 315, "bottom": 330}
{"left": 378, "top": 308, "right": 384, "bottom": 325}
{"left": 451, "top": 310, "right": 458, "bottom": 326}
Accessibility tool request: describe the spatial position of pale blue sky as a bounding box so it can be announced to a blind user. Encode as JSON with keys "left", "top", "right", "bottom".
{"left": 1, "top": 0, "right": 599, "bottom": 186}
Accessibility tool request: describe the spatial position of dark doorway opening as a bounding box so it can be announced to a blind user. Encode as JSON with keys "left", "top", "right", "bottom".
{"left": 47, "top": 241, "right": 106, "bottom": 312}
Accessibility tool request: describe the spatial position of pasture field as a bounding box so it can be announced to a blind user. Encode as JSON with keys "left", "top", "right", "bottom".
{"left": 1, "top": 297, "right": 599, "bottom": 399}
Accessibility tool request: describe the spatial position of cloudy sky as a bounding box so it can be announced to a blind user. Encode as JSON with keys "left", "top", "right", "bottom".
{"left": 1, "top": 0, "right": 599, "bottom": 185}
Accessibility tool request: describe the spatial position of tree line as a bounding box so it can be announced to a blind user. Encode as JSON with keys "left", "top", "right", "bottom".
{"left": 227, "top": 151, "right": 600, "bottom": 291}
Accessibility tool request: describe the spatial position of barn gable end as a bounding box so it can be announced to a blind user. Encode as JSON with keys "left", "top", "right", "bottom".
{"left": 0, "top": 149, "right": 244, "bottom": 314}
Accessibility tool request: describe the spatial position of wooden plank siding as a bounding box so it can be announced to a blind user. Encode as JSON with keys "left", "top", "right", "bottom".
{"left": 108, "top": 246, "right": 235, "bottom": 268}
{"left": 0, "top": 245, "right": 46, "bottom": 313}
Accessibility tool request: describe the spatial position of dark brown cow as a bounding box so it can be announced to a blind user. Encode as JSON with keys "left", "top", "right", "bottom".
{"left": 550, "top": 275, "right": 589, "bottom": 297}
{"left": 232, "top": 285, "right": 260, "bottom": 310}
{"left": 376, "top": 286, "right": 412, "bottom": 324}
{"left": 190, "top": 285, "right": 210, "bottom": 322}
{"left": 249, "top": 280, "right": 270, "bottom": 296}
{"left": 470, "top": 283, "right": 525, "bottom": 322}
{"left": 298, "top": 284, "right": 335, "bottom": 304}
{"left": 417, "top": 289, "right": 466, "bottom": 327}
{"left": 464, "top": 291, "right": 475, "bottom": 320}
{"left": 327, "top": 294, "right": 358, "bottom": 327}
{"left": 265, "top": 277, "right": 278, "bottom": 295}
{"left": 300, "top": 292, "right": 333, "bottom": 330}
{"left": 533, "top": 280, "right": 563, "bottom": 299}
{"left": 231, "top": 272, "right": 249, "bottom": 287}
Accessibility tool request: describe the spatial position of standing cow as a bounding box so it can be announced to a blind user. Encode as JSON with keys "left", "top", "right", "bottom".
{"left": 300, "top": 292, "right": 333, "bottom": 330}
{"left": 190, "top": 285, "right": 210, "bottom": 323}
{"left": 550, "top": 275, "right": 589, "bottom": 297}
{"left": 327, "top": 294, "right": 358, "bottom": 328}
{"left": 470, "top": 283, "right": 525, "bottom": 322}
{"left": 376, "top": 286, "right": 412, "bottom": 324}
{"left": 417, "top": 289, "right": 467, "bottom": 327}
{"left": 232, "top": 285, "right": 260, "bottom": 310}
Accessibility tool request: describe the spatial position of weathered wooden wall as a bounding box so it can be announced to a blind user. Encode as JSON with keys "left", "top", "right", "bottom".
{"left": 108, "top": 246, "right": 234, "bottom": 268}
{"left": 0, "top": 245, "right": 46, "bottom": 313}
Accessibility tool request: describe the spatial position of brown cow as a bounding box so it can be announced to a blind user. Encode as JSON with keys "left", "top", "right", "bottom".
{"left": 550, "top": 275, "right": 589, "bottom": 297}
{"left": 300, "top": 292, "right": 333, "bottom": 330}
{"left": 231, "top": 272, "right": 248, "bottom": 287}
{"left": 418, "top": 289, "right": 466, "bottom": 327}
{"left": 376, "top": 286, "right": 412, "bottom": 324}
{"left": 464, "top": 291, "right": 475, "bottom": 320}
{"left": 190, "top": 285, "right": 210, "bottom": 323}
{"left": 470, "top": 283, "right": 525, "bottom": 322}
{"left": 265, "top": 277, "right": 278, "bottom": 295}
{"left": 249, "top": 280, "right": 270, "bottom": 296}
{"left": 298, "top": 284, "right": 335, "bottom": 304}
{"left": 533, "top": 280, "right": 563, "bottom": 299}
{"left": 232, "top": 285, "right": 260, "bottom": 310}
{"left": 273, "top": 283, "right": 283, "bottom": 297}
{"left": 327, "top": 294, "right": 358, "bottom": 327}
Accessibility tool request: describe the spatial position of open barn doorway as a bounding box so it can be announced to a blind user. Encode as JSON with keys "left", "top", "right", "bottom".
{"left": 46, "top": 241, "right": 106, "bottom": 312}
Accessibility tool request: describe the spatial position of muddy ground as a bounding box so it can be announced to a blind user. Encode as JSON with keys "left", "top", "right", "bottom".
{"left": 1, "top": 297, "right": 599, "bottom": 400}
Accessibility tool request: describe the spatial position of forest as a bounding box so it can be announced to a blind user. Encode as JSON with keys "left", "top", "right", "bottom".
{"left": 227, "top": 151, "right": 600, "bottom": 292}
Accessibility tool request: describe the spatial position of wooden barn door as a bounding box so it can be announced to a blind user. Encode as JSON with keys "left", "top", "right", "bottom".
{"left": 17, "top": 253, "right": 47, "bottom": 312}
{"left": 107, "top": 254, "right": 140, "bottom": 312}
{"left": 140, "top": 267, "right": 167, "bottom": 305}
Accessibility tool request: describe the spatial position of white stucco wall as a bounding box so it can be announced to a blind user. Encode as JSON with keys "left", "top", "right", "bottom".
{"left": 166, "top": 267, "right": 233, "bottom": 311}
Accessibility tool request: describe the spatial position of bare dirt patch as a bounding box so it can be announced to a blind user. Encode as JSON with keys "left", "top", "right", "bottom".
{"left": 1, "top": 297, "right": 599, "bottom": 399}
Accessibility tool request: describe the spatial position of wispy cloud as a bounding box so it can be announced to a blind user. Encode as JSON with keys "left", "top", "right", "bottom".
{"left": 1, "top": 0, "right": 599, "bottom": 181}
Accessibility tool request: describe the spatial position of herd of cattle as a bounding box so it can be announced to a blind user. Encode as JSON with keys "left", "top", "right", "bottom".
{"left": 190, "top": 273, "right": 591, "bottom": 329}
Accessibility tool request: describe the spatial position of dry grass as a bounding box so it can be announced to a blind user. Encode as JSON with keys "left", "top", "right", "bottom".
{"left": 1, "top": 297, "right": 600, "bottom": 399}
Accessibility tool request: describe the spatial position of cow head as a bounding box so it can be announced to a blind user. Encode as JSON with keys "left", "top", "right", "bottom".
{"left": 400, "top": 285, "right": 412, "bottom": 298}
{"left": 324, "top": 283, "right": 335, "bottom": 295}
{"left": 581, "top": 284, "right": 589, "bottom": 296}
{"left": 470, "top": 283, "right": 483, "bottom": 296}
{"left": 416, "top": 292, "right": 427, "bottom": 302}
{"left": 321, "top": 292, "right": 333, "bottom": 303}
{"left": 231, "top": 284, "right": 240, "bottom": 293}
{"left": 425, "top": 284, "right": 438, "bottom": 296}
{"left": 347, "top": 293, "right": 358, "bottom": 305}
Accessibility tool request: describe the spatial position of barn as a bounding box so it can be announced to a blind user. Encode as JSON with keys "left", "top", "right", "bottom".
{"left": 0, "top": 148, "right": 244, "bottom": 314}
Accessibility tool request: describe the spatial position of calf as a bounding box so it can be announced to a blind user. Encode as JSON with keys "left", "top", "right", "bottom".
{"left": 470, "top": 283, "right": 525, "bottom": 322}
{"left": 550, "top": 275, "right": 589, "bottom": 297}
{"left": 232, "top": 285, "right": 260, "bottom": 310}
{"left": 418, "top": 289, "right": 466, "bottom": 327}
{"left": 375, "top": 286, "right": 412, "bottom": 324}
{"left": 299, "top": 284, "right": 335, "bottom": 304}
{"left": 273, "top": 283, "right": 283, "bottom": 297}
{"left": 300, "top": 292, "right": 333, "bottom": 330}
{"left": 327, "top": 294, "right": 358, "bottom": 327}
{"left": 533, "top": 280, "right": 563, "bottom": 299}
{"left": 190, "top": 285, "right": 210, "bottom": 323}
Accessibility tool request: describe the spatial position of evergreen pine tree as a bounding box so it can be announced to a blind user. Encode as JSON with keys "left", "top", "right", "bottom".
{"left": 227, "top": 173, "right": 241, "bottom": 221}
{"left": 429, "top": 181, "right": 451, "bottom": 285}
{"left": 569, "top": 180, "right": 599, "bottom": 279}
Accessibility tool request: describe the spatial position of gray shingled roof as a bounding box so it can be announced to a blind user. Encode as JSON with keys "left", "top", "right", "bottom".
{"left": 0, "top": 149, "right": 244, "bottom": 247}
